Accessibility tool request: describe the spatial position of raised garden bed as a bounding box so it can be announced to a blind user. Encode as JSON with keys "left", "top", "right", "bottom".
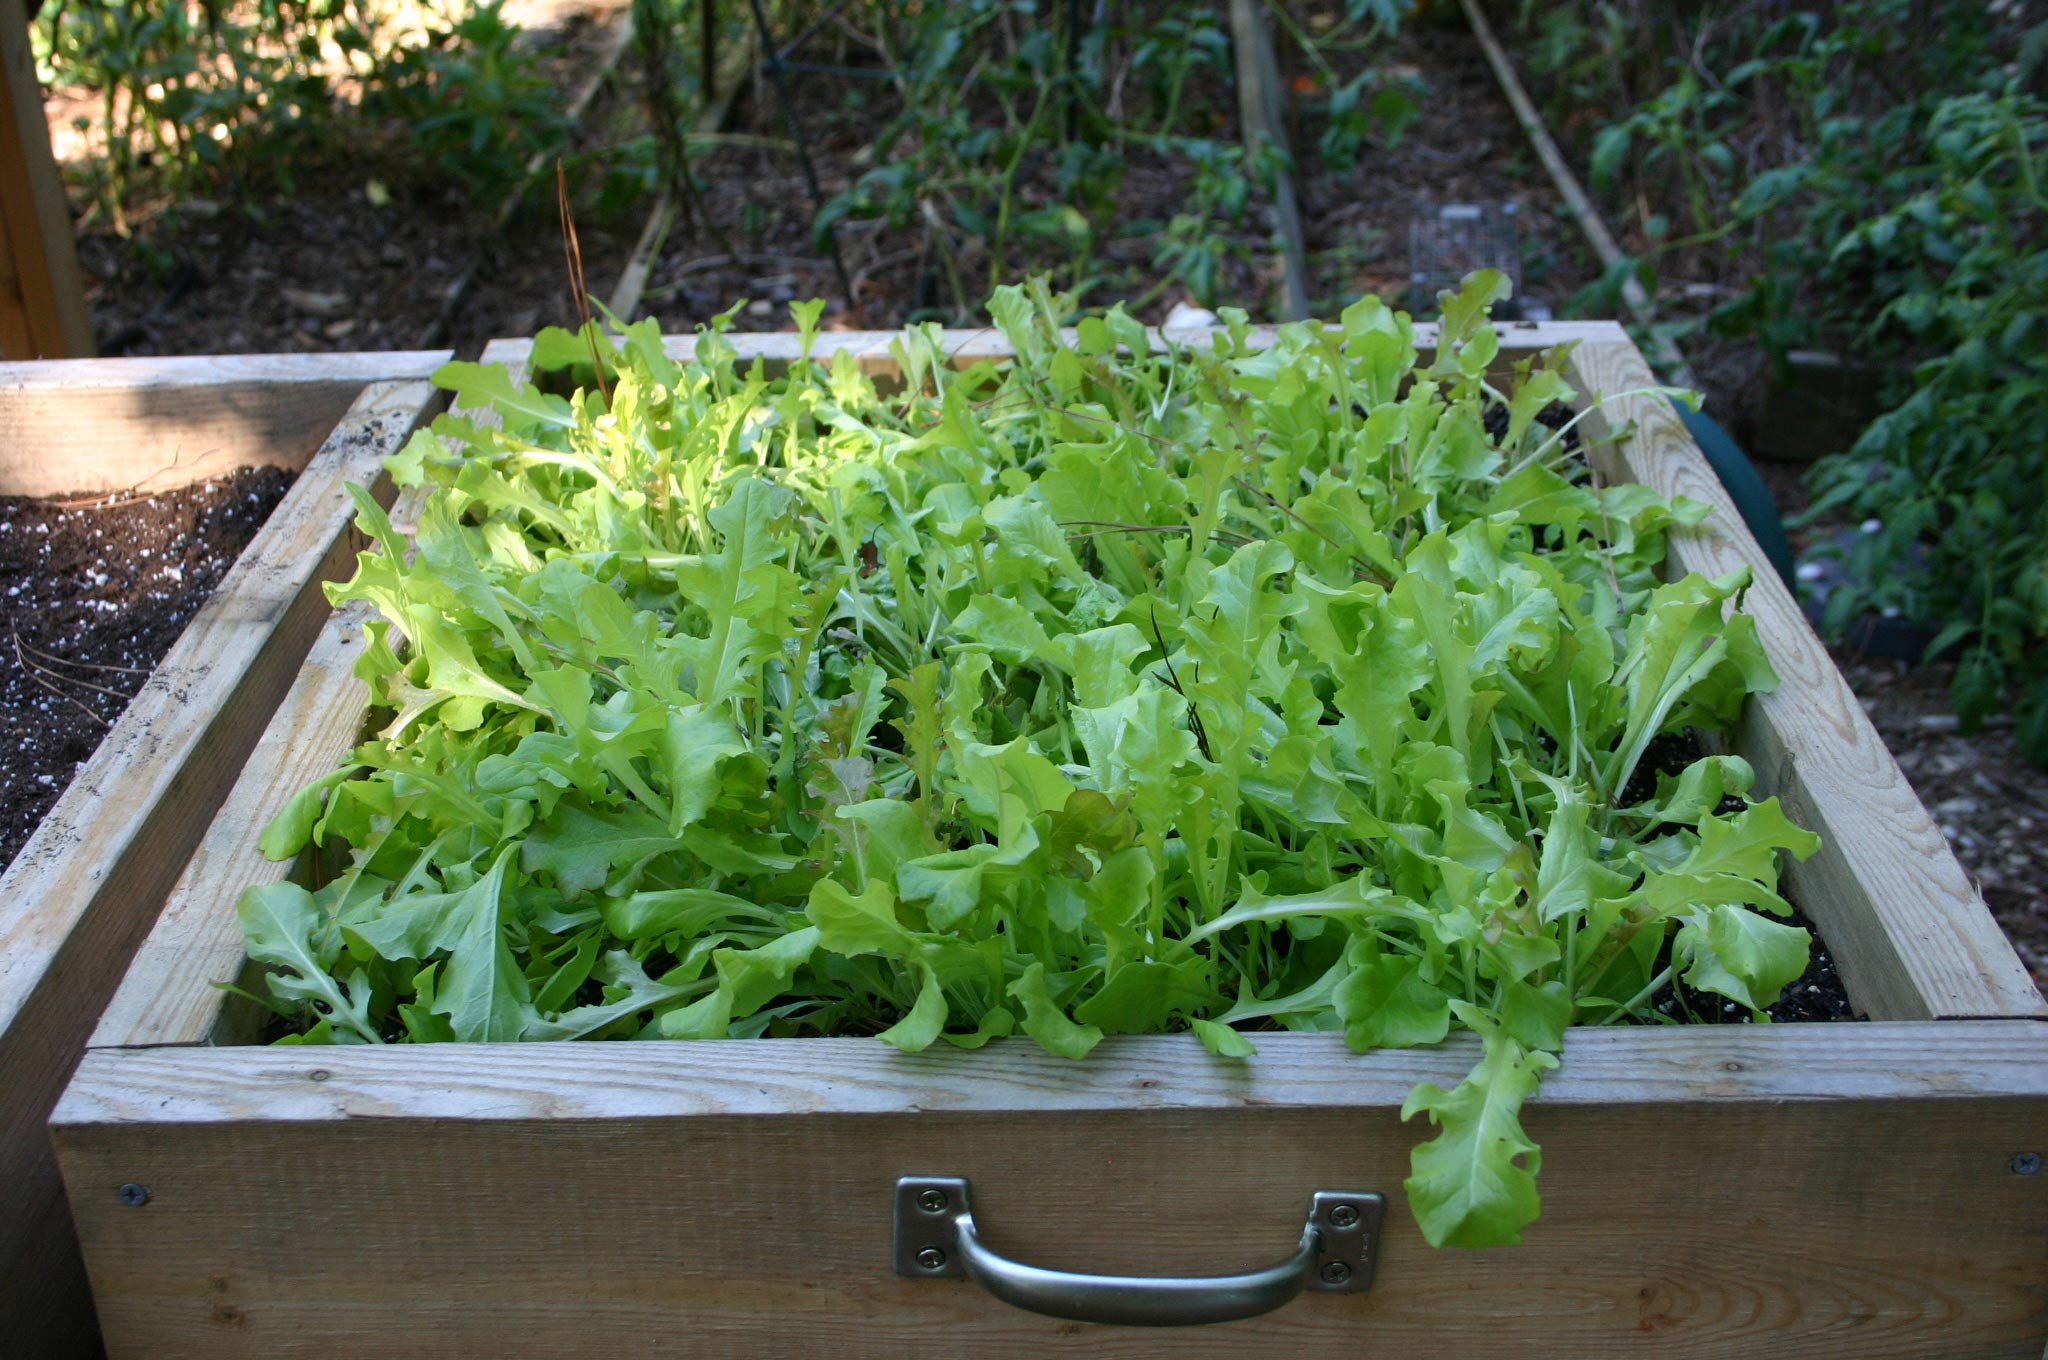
{"left": 0, "top": 352, "right": 448, "bottom": 1358}
{"left": 52, "top": 321, "right": 2046, "bottom": 1358}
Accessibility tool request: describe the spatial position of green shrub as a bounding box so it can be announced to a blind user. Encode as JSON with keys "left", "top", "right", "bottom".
{"left": 1515, "top": 0, "right": 2048, "bottom": 761}
{"left": 363, "top": 0, "right": 568, "bottom": 201}
{"left": 1798, "top": 90, "right": 2048, "bottom": 759}
{"left": 34, "top": 0, "right": 561, "bottom": 217}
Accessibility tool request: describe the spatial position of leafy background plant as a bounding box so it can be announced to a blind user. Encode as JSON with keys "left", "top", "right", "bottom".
{"left": 32, "top": 0, "right": 567, "bottom": 226}
{"left": 804, "top": 0, "right": 1425, "bottom": 318}
{"left": 1507, "top": 0, "right": 2048, "bottom": 763}
{"left": 242, "top": 278, "right": 1813, "bottom": 1249}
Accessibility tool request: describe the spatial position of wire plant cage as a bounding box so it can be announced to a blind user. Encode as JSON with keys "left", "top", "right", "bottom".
{"left": 1408, "top": 202, "right": 1543, "bottom": 318}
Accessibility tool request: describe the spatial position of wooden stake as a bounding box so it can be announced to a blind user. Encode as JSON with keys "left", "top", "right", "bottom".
{"left": 1457, "top": 0, "right": 1694, "bottom": 385}
{"left": 0, "top": 0, "right": 91, "bottom": 357}
{"left": 1228, "top": 0, "right": 1310, "bottom": 322}
{"left": 606, "top": 25, "right": 755, "bottom": 324}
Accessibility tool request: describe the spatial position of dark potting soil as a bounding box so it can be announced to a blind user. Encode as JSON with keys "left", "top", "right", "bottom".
{"left": 0, "top": 467, "right": 294, "bottom": 876}
{"left": 1621, "top": 731, "right": 1860, "bottom": 1025}
{"left": 1483, "top": 399, "right": 1580, "bottom": 455}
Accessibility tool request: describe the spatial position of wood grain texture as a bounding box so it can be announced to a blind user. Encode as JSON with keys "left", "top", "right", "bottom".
{"left": 1562, "top": 340, "right": 2045, "bottom": 1022}
{"left": 0, "top": 375, "right": 442, "bottom": 1359}
{"left": 55, "top": 1021, "right": 2048, "bottom": 1123}
{"left": 52, "top": 1023, "right": 2048, "bottom": 1359}
{"left": 0, "top": 351, "right": 448, "bottom": 495}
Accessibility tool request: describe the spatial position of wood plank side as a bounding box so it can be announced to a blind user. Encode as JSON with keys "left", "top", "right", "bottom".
{"left": 53, "top": 1024, "right": 2048, "bottom": 1359}
{"left": 0, "top": 351, "right": 449, "bottom": 495}
{"left": 0, "top": 352, "right": 454, "bottom": 388}
{"left": 1562, "top": 340, "right": 2045, "bottom": 1021}
{"left": 56, "top": 1021, "right": 2048, "bottom": 1123}
{"left": 88, "top": 602, "right": 385, "bottom": 1050}
{"left": 87, "top": 383, "right": 512, "bottom": 1051}
{"left": 0, "top": 376, "right": 441, "bottom": 1360}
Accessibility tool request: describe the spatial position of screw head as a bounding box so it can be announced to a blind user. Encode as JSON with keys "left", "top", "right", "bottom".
{"left": 2014, "top": 1153, "right": 2043, "bottom": 1176}
{"left": 116, "top": 1183, "right": 150, "bottom": 1207}
{"left": 1326, "top": 1203, "right": 1361, "bottom": 1229}
{"left": 1318, "top": 1261, "right": 1352, "bottom": 1286}
{"left": 916, "top": 1188, "right": 949, "bottom": 1214}
{"left": 915, "top": 1247, "right": 947, "bottom": 1271}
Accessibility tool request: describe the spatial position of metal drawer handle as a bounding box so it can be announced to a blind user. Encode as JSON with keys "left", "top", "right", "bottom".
{"left": 893, "top": 1177, "right": 1383, "bottom": 1327}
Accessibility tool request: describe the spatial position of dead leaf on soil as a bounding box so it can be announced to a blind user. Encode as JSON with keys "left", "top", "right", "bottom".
{"left": 281, "top": 287, "right": 347, "bottom": 316}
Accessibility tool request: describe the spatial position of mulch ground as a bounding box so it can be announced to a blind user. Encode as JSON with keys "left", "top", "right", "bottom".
{"left": 1838, "top": 653, "right": 2048, "bottom": 995}
{"left": 1763, "top": 462, "right": 2048, "bottom": 997}
{"left": 0, "top": 468, "right": 294, "bottom": 874}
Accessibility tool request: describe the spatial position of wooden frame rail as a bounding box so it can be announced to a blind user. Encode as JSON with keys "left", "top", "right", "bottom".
{"left": 0, "top": 351, "right": 452, "bottom": 497}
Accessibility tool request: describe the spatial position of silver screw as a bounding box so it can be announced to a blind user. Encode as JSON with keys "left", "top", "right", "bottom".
{"left": 917, "top": 1188, "right": 949, "bottom": 1214}
{"left": 1318, "top": 1261, "right": 1352, "bottom": 1286}
{"left": 116, "top": 1183, "right": 149, "bottom": 1207}
{"left": 1326, "top": 1203, "right": 1361, "bottom": 1229}
{"left": 915, "top": 1247, "right": 947, "bottom": 1271}
{"left": 2014, "top": 1153, "right": 2043, "bottom": 1176}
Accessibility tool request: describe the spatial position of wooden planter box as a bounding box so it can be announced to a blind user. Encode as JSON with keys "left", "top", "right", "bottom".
{"left": 53, "top": 324, "right": 2048, "bottom": 1358}
{"left": 0, "top": 352, "right": 449, "bottom": 1358}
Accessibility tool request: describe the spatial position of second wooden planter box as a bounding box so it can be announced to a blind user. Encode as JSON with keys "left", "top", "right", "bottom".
{"left": 51, "top": 324, "right": 2048, "bottom": 1358}
{"left": 0, "top": 351, "right": 448, "bottom": 1357}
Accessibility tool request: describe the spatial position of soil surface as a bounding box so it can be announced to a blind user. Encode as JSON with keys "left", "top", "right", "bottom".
{"left": 1646, "top": 907, "right": 1858, "bottom": 1025}
{"left": 58, "top": 2, "right": 1603, "bottom": 344}
{"left": 1618, "top": 732, "right": 1858, "bottom": 1023}
{"left": 0, "top": 468, "right": 295, "bottom": 874}
{"left": 1295, "top": 17, "right": 1599, "bottom": 314}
